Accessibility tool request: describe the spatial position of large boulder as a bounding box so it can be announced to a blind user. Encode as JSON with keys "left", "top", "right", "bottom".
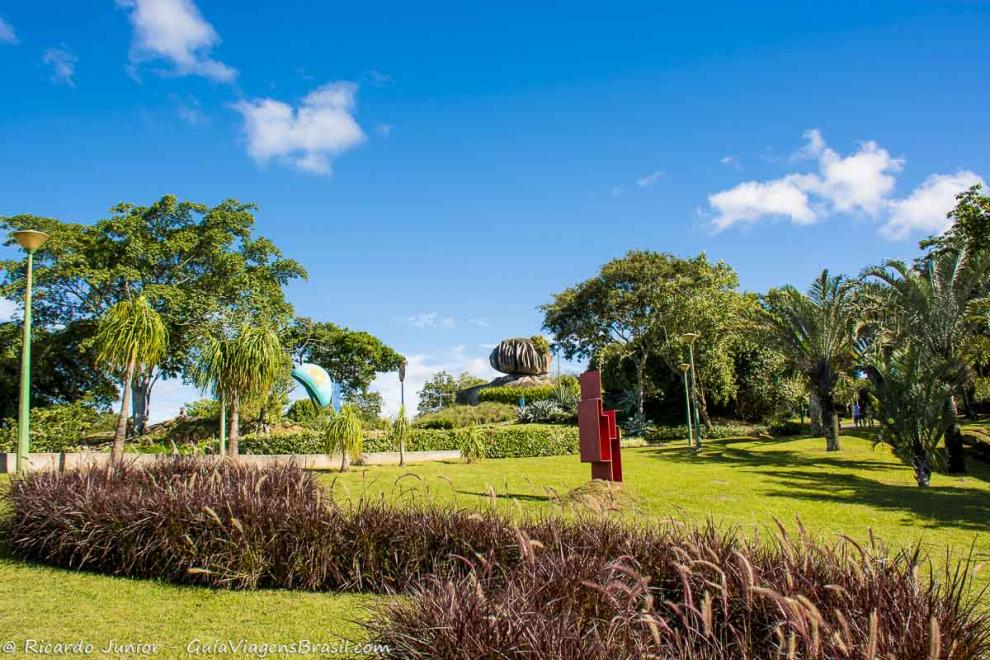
{"left": 489, "top": 338, "right": 551, "bottom": 376}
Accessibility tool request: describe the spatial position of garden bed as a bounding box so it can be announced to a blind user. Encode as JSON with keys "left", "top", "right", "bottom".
{"left": 5, "top": 458, "right": 988, "bottom": 658}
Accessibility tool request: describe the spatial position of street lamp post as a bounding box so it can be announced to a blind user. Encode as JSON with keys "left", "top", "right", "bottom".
{"left": 677, "top": 363, "right": 694, "bottom": 449}
{"left": 682, "top": 332, "right": 702, "bottom": 452}
{"left": 12, "top": 230, "right": 49, "bottom": 474}
{"left": 398, "top": 358, "right": 407, "bottom": 411}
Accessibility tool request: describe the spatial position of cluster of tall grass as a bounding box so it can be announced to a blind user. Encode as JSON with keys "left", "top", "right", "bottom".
{"left": 6, "top": 460, "right": 987, "bottom": 657}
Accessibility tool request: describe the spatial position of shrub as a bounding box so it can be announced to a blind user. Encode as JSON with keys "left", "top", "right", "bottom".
{"left": 460, "top": 425, "right": 484, "bottom": 463}
{"left": 478, "top": 385, "right": 557, "bottom": 405}
{"left": 241, "top": 425, "right": 578, "bottom": 459}
{"left": 8, "top": 460, "right": 989, "bottom": 658}
{"left": 644, "top": 422, "right": 768, "bottom": 443}
{"left": 285, "top": 399, "right": 323, "bottom": 427}
{"left": 371, "top": 522, "right": 990, "bottom": 659}
{"left": 769, "top": 420, "right": 804, "bottom": 437}
{"left": 0, "top": 402, "right": 102, "bottom": 452}
{"left": 414, "top": 403, "right": 517, "bottom": 429}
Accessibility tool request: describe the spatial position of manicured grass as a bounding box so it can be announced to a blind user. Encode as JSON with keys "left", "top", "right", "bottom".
{"left": 0, "top": 428, "right": 987, "bottom": 650}
{"left": 0, "top": 554, "right": 386, "bottom": 655}
{"left": 328, "top": 432, "right": 990, "bottom": 587}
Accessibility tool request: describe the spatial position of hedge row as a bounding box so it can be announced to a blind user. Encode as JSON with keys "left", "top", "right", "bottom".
{"left": 477, "top": 385, "right": 557, "bottom": 405}
{"left": 645, "top": 422, "right": 770, "bottom": 442}
{"left": 240, "top": 424, "right": 578, "bottom": 459}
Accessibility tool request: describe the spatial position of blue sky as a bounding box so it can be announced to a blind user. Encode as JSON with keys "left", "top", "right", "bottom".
{"left": 1, "top": 1, "right": 988, "bottom": 419}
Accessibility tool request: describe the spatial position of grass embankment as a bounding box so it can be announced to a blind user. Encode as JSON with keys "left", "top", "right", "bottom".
{"left": 0, "top": 430, "right": 987, "bottom": 652}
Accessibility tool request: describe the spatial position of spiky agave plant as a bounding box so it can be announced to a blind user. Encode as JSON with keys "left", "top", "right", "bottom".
{"left": 391, "top": 405, "right": 410, "bottom": 467}
{"left": 323, "top": 405, "right": 363, "bottom": 472}
{"left": 460, "top": 423, "right": 485, "bottom": 463}
{"left": 94, "top": 295, "right": 167, "bottom": 462}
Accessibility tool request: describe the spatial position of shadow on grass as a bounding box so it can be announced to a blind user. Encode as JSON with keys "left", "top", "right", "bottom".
{"left": 644, "top": 437, "right": 990, "bottom": 534}
{"left": 453, "top": 489, "right": 553, "bottom": 503}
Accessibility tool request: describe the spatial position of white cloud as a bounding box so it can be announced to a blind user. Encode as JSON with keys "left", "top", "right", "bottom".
{"left": 720, "top": 155, "right": 742, "bottom": 170}
{"left": 370, "top": 346, "right": 496, "bottom": 417}
{"left": 707, "top": 129, "right": 975, "bottom": 239}
{"left": 172, "top": 94, "right": 206, "bottom": 125}
{"left": 0, "top": 17, "right": 17, "bottom": 44}
{"left": 116, "top": 0, "right": 236, "bottom": 82}
{"left": 42, "top": 47, "right": 77, "bottom": 86}
{"left": 376, "top": 123, "right": 393, "bottom": 138}
{"left": 636, "top": 170, "right": 664, "bottom": 188}
{"left": 468, "top": 318, "right": 491, "bottom": 328}
{"left": 709, "top": 178, "right": 815, "bottom": 230}
{"left": 233, "top": 82, "right": 365, "bottom": 175}
{"left": 404, "top": 312, "right": 456, "bottom": 330}
{"left": 881, "top": 171, "right": 985, "bottom": 240}
{"left": 0, "top": 298, "right": 17, "bottom": 321}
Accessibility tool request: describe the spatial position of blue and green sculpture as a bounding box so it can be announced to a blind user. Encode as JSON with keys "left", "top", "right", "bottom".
{"left": 290, "top": 362, "right": 341, "bottom": 412}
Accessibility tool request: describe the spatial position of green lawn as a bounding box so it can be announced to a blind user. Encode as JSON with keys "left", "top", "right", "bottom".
{"left": 327, "top": 432, "right": 990, "bottom": 574}
{"left": 0, "top": 430, "right": 987, "bottom": 653}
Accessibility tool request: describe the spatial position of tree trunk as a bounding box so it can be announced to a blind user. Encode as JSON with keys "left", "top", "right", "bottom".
{"left": 944, "top": 395, "right": 966, "bottom": 474}
{"left": 912, "top": 438, "right": 932, "bottom": 487}
{"left": 399, "top": 437, "right": 405, "bottom": 467}
{"left": 340, "top": 449, "right": 350, "bottom": 472}
{"left": 635, "top": 354, "right": 647, "bottom": 417}
{"left": 818, "top": 389, "right": 840, "bottom": 451}
{"left": 808, "top": 392, "right": 824, "bottom": 436}
{"left": 228, "top": 394, "right": 240, "bottom": 458}
{"left": 112, "top": 357, "right": 136, "bottom": 464}
{"left": 130, "top": 369, "right": 152, "bottom": 437}
{"left": 696, "top": 382, "right": 714, "bottom": 432}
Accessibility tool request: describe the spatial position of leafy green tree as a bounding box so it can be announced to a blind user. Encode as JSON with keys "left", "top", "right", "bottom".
{"left": 323, "top": 405, "right": 363, "bottom": 472}
{"left": 921, "top": 184, "right": 990, "bottom": 254}
{"left": 732, "top": 342, "right": 805, "bottom": 423}
{"left": 761, "top": 270, "right": 859, "bottom": 451}
{"left": 1, "top": 195, "right": 305, "bottom": 433}
{"left": 0, "top": 320, "right": 116, "bottom": 419}
{"left": 94, "top": 296, "right": 168, "bottom": 461}
{"left": 390, "top": 405, "right": 410, "bottom": 467}
{"left": 193, "top": 321, "right": 289, "bottom": 456}
{"left": 288, "top": 318, "right": 402, "bottom": 396}
{"left": 542, "top": 251, "right": 745, "bottom": 422}
{"left": 862, "top": 345, "right": 949, "bottom": 487}
{"left": 860, "top": 249, "right": 990, "bottom": 473}
{"left": 417, "top": 371, "right": 471, "bottom": 415}
{"left": 345, "top": 389, "right": 384, "bottom": 424}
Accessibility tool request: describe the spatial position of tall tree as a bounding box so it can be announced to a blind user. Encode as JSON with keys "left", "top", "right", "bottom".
{"left": 0, "top": 320, "right": 116, "bottom": 419}
{"left": 541, "top": 251, "right": 745, "bottom": 421}
{"left": 194, "top": 321, "right": 288, "bottom": 456}
{"left": 860, "top": 250, "right": 990, "bottom": 473}
{"left": 94, "top": 296, "right": 167, "bottom": 462}
{"left": 761, "top": 270, "right": 859, "bottom": 451}
{"left": 323, "top": 405, "right": 363, "bottom": 472}
{"left": 862, "top": 345, "right": 950, "bottom": 487}
{"left": 1, "top": 195, "right": 305, "bottom": 432}
{"left": 287, "top": 318, "right": 403, "bottom": 396}
{"left": 417, "top": 371, "right": 458, "bottom": 416}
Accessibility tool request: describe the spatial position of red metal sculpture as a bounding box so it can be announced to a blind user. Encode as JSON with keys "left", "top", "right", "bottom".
{"left": 578, "top": 370, "right": 622, "bottom": 482}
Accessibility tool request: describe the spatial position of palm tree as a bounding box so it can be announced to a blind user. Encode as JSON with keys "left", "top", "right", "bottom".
{"left": 862, "top": 344, "right": 949, "bottom": 487}
{"left": 860, "top": 249, "right": 990, "bottom": 473}
{"left": 95, "top": 295, "right": 168, "bottom": 462}
{"left": 761, "top": 270, "right": 859, "bottom": 451}
{"left": 391, "top": 405, "right": 410, "bottom": 467}
{"left": 193, "top": 321, "right": 287, "bottom": 457}
{"left": 323, "top": 405, "right": 363, "bottom": 472}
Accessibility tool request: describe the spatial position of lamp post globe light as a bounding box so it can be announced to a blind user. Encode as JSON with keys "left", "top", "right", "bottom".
{"left": 677, "top": 363, "right": 694, "bottom": 449}
{"left": 681, "top": 332, "right": 703, "bottom": 451}
{"left": 12, "top": 230, "right": 49, "bottom": 474}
